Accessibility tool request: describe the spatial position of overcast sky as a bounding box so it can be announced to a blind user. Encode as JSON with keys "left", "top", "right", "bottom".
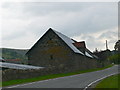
{"left": 1, "top": 2, "right": 118, "bottom": 51}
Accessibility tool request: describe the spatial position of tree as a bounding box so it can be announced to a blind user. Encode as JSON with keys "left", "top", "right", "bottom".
{"left": 114, "top": 40, "right": 120, "bottom": 51}
{"left": 108, "top": 54, "right": 120, "bottom": 64}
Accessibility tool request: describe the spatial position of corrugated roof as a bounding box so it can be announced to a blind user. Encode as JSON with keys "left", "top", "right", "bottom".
{"left": 0, "top": 62, "right": 44, "bottom": 70}
{"left": 53, "top": 30, "right": 84, "bottom": 55}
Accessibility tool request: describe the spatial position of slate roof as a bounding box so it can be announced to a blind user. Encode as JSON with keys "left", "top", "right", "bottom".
{"left": 26, "top": 28, "right": 97, "bottom": 59}
{"left": 85, "top": 48, "right": 98, "bottom": 59}
{"left": 53, "top": 30, "right": 84, "bottom": 55}
{"left": 0, "top": 62, "right": 44, "bottom": 70}
{"left": 85, "top": 51, "right": 93, "bottom": 58}
{"left": 53, "top": 29, "right": 96, "bottom": 58}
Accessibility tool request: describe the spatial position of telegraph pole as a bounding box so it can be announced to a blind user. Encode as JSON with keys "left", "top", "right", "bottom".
{"left": 106, "top": 40, "right": 108, "bottom": 50}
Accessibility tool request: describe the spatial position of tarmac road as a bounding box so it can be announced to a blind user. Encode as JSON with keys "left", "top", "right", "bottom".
{"left": 5, "top": 65, "right": 119, "bottom": 88}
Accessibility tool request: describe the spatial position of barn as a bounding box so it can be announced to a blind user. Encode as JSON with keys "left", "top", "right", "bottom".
{"left": 26, "top": 28, "right": 98, "bottom": 71}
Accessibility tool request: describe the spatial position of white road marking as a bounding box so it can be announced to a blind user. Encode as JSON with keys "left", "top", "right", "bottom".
{"left": 4, "top": 65, "right": 118, "bottom": 88}
{"left": 84, "top": 72, "right": 118, "bottom": 90}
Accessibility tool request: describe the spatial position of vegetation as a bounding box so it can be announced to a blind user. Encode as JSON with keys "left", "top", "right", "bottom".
{"left": 108, "top": 54, "right": 120, "bottom": 64}
{"left": 1, "top": 64, "right": 113, "bottom": 87}
{"left": 0, "top": 48, "right": 28, "bottom": 64}
{"left": 95, "top": 74, "right": 119, "bottom": 88}
{"left": 114, "top": 40, "right": 120, "bottom": 51}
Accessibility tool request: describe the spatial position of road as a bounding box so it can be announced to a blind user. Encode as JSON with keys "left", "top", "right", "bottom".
{"left": 4, "top": 65, "right": 119, "bottom": 88}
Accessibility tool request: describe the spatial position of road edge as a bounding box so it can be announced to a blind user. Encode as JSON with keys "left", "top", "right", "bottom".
{"left": 84, "top": 72, "right": 118, "bottom": 90}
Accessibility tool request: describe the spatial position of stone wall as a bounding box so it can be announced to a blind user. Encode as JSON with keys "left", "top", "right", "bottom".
{"left": 27, "top": 30, "right": 74, "bottom": 68}
{"left": 72, "top": 53, "right": 98, "bottom": 71}
{"left": 2, "top": 66, "right": 82, "bottom": 82}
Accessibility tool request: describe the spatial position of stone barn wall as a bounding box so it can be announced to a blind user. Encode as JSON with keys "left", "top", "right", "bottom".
{"left": 72, "top": 53, "right": 98, "bottom": 71}
{"left": 27, "top": 29, "right": 99, "bottom": 71}
{"left": 27, "top": 30, "right": 75, "bottom": 68}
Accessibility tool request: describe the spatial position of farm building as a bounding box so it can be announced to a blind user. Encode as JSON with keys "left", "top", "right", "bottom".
{"left": 0, "top": 62, "right": 43, "bottom": 70}
{"left": 26, "top": 28, "right": 98, "bottom": 70}
{"left": 0, "top": 55, "right": 44, "bottom": 70}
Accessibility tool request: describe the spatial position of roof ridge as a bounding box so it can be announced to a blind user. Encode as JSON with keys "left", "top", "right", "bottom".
{"left": 51, "top": 29, "right": 72, "bottom": 39}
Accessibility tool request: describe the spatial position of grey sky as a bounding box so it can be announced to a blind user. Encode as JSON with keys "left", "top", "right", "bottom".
{"left": 1, "top": 2, "right": 118, "bottom": 51}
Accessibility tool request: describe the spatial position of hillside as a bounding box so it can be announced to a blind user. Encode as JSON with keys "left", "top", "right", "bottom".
{"left": 0, "top": 48, "right": 29, "bottom": 64}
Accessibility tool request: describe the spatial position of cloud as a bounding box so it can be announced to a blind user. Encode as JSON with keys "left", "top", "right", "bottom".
{"left": 72, "top": 27, "right": 118, "bottom": 51}
{"left": 1, "top": 2, "right": 118, "bottom": 51}
{"left": 2, "top": 32, "right": 38, "bottom": 49}
{"left": 18, "top": 2, "right": 117, "bottom": 37}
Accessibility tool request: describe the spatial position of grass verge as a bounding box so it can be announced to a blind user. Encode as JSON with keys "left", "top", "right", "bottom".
{"left": 1, "top": 64, "right": 114, "bottom": 87}
{"left": 95, "top": 74, "right": 119, "bottom": 88}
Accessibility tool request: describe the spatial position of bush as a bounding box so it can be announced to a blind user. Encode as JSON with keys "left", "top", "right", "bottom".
{"left": 108, "top": 54, "right": 120, "bottom": 64}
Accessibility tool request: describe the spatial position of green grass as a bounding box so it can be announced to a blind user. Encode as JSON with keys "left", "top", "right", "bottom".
{"left": 95, "top": 74, "right": 119, "bottom": 88}
{"left": 0, "top": 82, "right": 1, "bottom": 87}
{"left": 1, "top": 64, "right": 114, "bottom": 87}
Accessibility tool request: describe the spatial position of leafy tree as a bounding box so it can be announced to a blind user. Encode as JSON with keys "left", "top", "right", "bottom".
{"left": 108, "top": 54, "right": 120, "bottom": 64}
{"left": 114, "top": 40, "right": 120, "bottom": 51}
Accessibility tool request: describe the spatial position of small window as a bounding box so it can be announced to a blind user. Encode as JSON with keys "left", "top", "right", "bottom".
{"left": 50, "top": 55, "right": 53, "bottom": 60}
{"left": 49, "top": 37, "right": 52, "bottom": 40}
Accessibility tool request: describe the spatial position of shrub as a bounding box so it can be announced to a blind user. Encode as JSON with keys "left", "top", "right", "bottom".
{"left": 108, "top": 54, "right": 120, "bottom": 64}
